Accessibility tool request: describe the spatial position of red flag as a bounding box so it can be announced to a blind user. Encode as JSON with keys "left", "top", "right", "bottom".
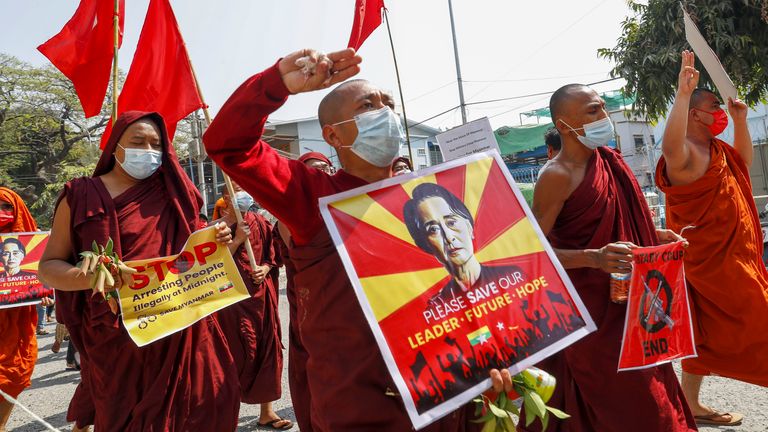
{"left": 347, "top": 0, "right": 385, "bottom": 51}
{"left": 100, "top": 0, "right": 202, "bottom": 149}
{"left": 38, "top": 0, "right": 125, "bottom": 118}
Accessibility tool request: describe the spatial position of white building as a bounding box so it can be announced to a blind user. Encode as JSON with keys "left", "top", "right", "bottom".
{"left": 263, "top": 116, "right": 442, "bottom": 169}
{"left": 610, "top": 109, "right": 659, "bottom": 190}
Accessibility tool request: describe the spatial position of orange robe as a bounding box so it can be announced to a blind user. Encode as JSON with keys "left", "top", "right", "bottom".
{"left": 656, "top": 139, "right": 768, "bottom": 386}
{"left": 0, "top": 187, "right": 39, "bottom": 399}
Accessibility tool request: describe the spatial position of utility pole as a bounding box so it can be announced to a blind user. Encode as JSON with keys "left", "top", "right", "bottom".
{"left": 447, "top": 0, "right": 467, "bottom": 124}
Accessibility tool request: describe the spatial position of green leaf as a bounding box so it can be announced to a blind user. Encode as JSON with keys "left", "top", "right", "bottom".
{"left": 541, "top": 412, "right": 550, "bottom": 430}
{"left": 105, "top": 238, "right": 113, "bottom": 255}
{"left": 92, "top": 240, "right": 99, "bottom": 254}
{"left": 488, "top": 400, "right": 509, "bottom": 419}
{"left": 529, "top": 391, "right": 547, "bottom": 418}
{"left": 546, "top": 406, "right": 571, "bottom": 419}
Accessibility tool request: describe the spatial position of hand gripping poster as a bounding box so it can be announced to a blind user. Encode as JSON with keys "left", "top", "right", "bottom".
{"left": 618, "top": 242, "right": 696, "bottom": 371}
{"left": 319, "top": 151, "right": 596, "bottom": 429}
{"left": 0, "top": 232, "right": 55, "bottom": 308}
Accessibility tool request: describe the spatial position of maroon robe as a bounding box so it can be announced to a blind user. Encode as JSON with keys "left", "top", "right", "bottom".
{"left": 54, "top": 111, "right": 240, "bottom": 432}
{"left": 520, "top": 148, "right": 697, "bottom": 431}
{"left": 204, "top": 63, "right": 479, "bottom": 431}
{"left": 215, "top": 211, "right": 283, "bottom": 403}
{"left": 273, "top": 222, "right": 314, "bottom": 431}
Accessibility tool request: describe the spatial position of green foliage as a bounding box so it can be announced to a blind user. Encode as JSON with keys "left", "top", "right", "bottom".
{"left": 598, "top": 0, "right": 768, "bottom": 121}
{"left": 0, "top": 53, "right": 114, "bottom": 227}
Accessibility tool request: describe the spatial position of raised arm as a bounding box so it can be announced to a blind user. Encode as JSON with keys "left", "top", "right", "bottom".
{"left": 203, "top": 48, "right": 361, "bottom": 241}
{"left": 532, "top": 164, "right": 634, "bottom": 273}
{"left": 661, "top": 50, "right": 699, "bottom": 172}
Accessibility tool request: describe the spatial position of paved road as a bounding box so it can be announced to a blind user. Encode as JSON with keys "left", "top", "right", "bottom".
{"left": 7, "top": 273, "right": 768, "bottom": 431}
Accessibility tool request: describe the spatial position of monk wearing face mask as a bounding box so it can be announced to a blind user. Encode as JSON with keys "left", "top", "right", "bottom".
{"left": 39, "top": 111, "right": 239, "bottom": 432}
{"left": 527, "top": 83, "right": 695, "bottom": 431}
{"left": 655, "top": 50, "right": 768, "bottom": 427}
{"left": 205, "top": 48, "right": 489, "bottom": 431}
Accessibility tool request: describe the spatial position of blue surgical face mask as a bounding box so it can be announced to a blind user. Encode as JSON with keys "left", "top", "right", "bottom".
{"left": 334, "top": 107, "right": 405, "bottom": 167}
{"left": 559, "top": 117, "right": 614, "bottom": 149}
{"left": 117, "top": 144, "right": 162, "bottom": 180}
{"left": 235, "top": 191, "right": 254, "bottom": 213}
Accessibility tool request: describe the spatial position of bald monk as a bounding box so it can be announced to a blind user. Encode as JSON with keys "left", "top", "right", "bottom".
{"left": 527, "top": 83, "right": 697, "bottom": 431}
{"left": 39, "top": 111, "right": 240, "bottom": 432}
{"left": 273, "top": 151, "right": 334, "bottom": 432}
{"left": 0, "top": 187, "right": 52, "bottom": 432}
{"left": 205, "top": 48, "right": 481, "bottom": 431}
{"left": 215, "top": 183, "right": 291, "bottom": 430}
{"left": 655, "top": 50, "right": 768, "bottom": 426}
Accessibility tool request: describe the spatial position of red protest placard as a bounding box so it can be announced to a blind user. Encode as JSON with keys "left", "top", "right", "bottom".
{"left": 319, "top": 152, "right": 595, "bottom": 429}
{"left": 618, "top": 242, "right": 697, "bottom": 371}
{"left": 0, "top": 232, "right": 54, "bottom": 308}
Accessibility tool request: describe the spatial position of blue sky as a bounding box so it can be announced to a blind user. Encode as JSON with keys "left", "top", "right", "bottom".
{"left": 1, "top": 0, "right": 633, "bottom": 129}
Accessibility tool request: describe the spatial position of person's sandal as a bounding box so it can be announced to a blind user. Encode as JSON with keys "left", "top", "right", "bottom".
{"left": 51, "top": 340, "right": 61, "bottom": 353}
{"left": 257, "top": 418, "right": 293, "bottom": 430}
{"left": 694, "top": 411, "right": 744, "bottom": 426}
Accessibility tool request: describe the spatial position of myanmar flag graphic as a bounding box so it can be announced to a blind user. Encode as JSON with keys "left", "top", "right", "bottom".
{"left": 467, "top": 326, "right": 492, "bottom": 346}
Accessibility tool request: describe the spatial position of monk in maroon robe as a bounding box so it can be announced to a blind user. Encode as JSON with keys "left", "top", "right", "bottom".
{"left": 214, "top": 183, "right": 291, "bottom": 430}
{"left": 521, "top": 84, "right": 697, "bottom": 431}
{"left": 205, "top": 48, "right": 480, "bottom": 431}
{"left": 39, "top": 111, "right": 240, "bottom": 432}
{"left": 272, "top": 151, "right": 333, "bottom": 432}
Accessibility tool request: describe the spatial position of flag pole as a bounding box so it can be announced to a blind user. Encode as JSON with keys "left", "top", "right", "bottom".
{"left": 447, "top": 0, "right": 467, "bottom": 124}
{"left": 383, "top": 8, "right": 414, "bottom": 165}
{"left": 185, "top": 46, "right": 259, "bottom": 270}
{"left": 111, "top": 0, "right": 120, "bottom": 121}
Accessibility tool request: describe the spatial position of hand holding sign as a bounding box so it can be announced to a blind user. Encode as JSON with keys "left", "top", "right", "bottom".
{"left": 682, "top": 7, "right": 738, "bottom": 102}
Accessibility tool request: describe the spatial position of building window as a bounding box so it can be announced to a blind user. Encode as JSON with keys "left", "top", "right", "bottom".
{"left": 417, "top": 148, "right": 426, "bottom": 157}
{"left": 650, "top": 135, "right": 656, "bottom": 148}
{"left": 633, "top": 135, "right": 645, "bottom": 153}
{"left": 428, "top": 142, "right": 443, "bottom": 166}
{"left": 419, "top": 165, "right": 428, "bottom": 169}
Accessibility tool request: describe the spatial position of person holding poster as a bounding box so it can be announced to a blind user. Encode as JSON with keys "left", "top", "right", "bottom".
{"left": 39, "top": 111, "right": 240, "bottom": 432}
{"left": 529, "top": 84, "right": 697, "bottom": 431}
{"left": 655, "top": 50, "right": 768, "bottom": 426}
{"left": 214, "top": 183, "right": 292, "bottom": 430}
{"left": 205, "top": 48, "right": 480, "bottom": 431}
{"left": 0, "top": 187, "right": 41, "bottom": 432}
{"left": 272, "top": 151, "right": 335, "bottom": 432}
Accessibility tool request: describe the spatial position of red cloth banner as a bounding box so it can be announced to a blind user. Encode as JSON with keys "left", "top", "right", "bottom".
{"left": 618, "top": 242, "right": 697, "bottom": 371}
{"left": 0, "top": 232, "right": 54, "bottom": 309}
{"left": 38, "top": 0, "right": 126, "bottom": 118}
{"left": 99, "top": 0, "right": 202, "bottom": 148}
{"left": 320, "top": 152, "right": 595, "bottom": 429}
{"left": 347, "top": 0, "right": 385, "bottom": 51}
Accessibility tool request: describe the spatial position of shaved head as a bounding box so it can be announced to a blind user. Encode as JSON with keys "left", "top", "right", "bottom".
{"left": 318, "top": 79, "right": 370, "bottom": 126}
{"left": 549, "top": 84, "right": 589, "bottom": 121}
{"left": 690, "top": 88, "right": 720, "bottom": 110}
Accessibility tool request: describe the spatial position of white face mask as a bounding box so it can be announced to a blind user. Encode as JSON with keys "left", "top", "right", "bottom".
{"left": 334, "top": 107, "right": 405, "bottom": 167}
{"left": 235, "top": 191, "right": 254, "bottom": 213}
{"left": 559, "top": 117, "right": 614, "bottom": 149}
{"left": 117, "top": 144, "right": 162, "bottom": 180}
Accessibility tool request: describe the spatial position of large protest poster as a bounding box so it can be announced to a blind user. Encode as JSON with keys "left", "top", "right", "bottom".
{"left": 118, "top": 226, "right": 249, "bottom": 347}
{"left": 0, "top": 232, "right": 54, "bottom": 309}
{"left": 618, "top": 242, "right": 697, "bottom": 371}
{"left": 319, "top": 151, "right": 596, "bottom": 429}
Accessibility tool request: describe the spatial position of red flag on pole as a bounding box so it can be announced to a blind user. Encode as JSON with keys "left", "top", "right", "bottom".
{"left": 38, "top": 0, "right": 125, "bottom": 118}
{"left": 99, "top": 0, "right": 203, "bottom": 149}
{"left": 347, "top": 0, "right": 385, "bottom": 51}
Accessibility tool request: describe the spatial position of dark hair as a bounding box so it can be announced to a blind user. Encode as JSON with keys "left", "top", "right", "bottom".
{"left": 691, "top": 88, "right": 719, "bottom": 109}
{"left": 199, "top": 213, "right": 209, "bottom": 222}
{"left": 2, "top": 237, "right": 26, "bottom": 257}
{"left": 549, "top": 84, "right": 586, "bottom": 122}
{"left": 392, "top": 156, "right": 413, "bottom": 170}
{"left": 544, "top": 127, "right": 561, "bottom": 151}
{"left": 403, "top": 183, "right": 473, "bottom": 253}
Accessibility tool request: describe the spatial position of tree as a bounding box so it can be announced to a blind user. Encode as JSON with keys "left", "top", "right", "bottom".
{"left": 0, "top": 53, "right": 113, "bottom": 226}
{"left": 598, "top": 0, "right": 768, "bottom": 121}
